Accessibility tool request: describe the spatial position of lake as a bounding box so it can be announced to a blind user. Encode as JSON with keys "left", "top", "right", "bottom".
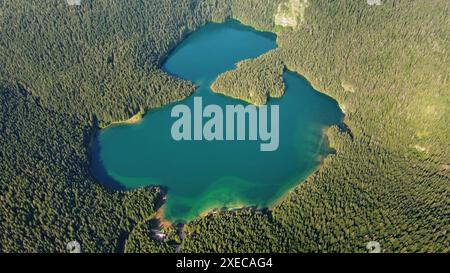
{"left": 92, "top": 20, "right": 343, "bottom": 223}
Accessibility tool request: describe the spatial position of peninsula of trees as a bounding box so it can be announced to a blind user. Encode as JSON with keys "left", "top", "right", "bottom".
{"left": 211, "top": 50, "right": 285, "bottom": 106}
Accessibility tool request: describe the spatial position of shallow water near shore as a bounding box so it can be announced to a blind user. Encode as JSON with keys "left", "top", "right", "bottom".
{"left": 92, "top": 20, "right": 343, "bottom": 223}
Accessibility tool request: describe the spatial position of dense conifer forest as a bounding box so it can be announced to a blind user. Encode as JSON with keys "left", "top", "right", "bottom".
{"left": 0, "top": 0, "right": 448, "bottom": 252}
{"left": 211, "top": 50, "right": 285, "bottom": 105}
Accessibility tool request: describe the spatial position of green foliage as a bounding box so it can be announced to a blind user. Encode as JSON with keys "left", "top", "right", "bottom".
{"left": 229, "top": 0, "right": 283, "bottom": 31}
{"left": 0, "top": 83, "right": 126, "bottom": 252}
{"left": 183, "top": 209, "right": 280, "bottom": 253}
{"left": 0, "top": 0, "right": 230, "bottom": 127}
{"left": 0, "top": 0, "right": 228, "bottom": 252}
{"left": 124, "top": 188, "right": 162, "bottom": 223}
{"left": 275, "top": 0, "right": 450, "bottom": 162}
{"left": 124, "top": 222, "right": 176, "bottom": 253}
{"left": 211, "top": 50, "right": 285, "bottom": 105}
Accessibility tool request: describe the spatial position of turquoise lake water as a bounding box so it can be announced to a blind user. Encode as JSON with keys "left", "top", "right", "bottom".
{"left": 92, "top": 20, "right": 343, "bottom": 223}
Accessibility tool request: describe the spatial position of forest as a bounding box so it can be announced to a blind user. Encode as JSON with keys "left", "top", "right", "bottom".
{"left": 211, "top": 50, "right": 285, "bottom": 105}
{"left": 0, "top": 0, "right": 448, "bottom": 252}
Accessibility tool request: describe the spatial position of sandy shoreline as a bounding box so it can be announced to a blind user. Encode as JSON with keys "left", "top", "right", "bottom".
{"left": 101, "top": 111, "right": 144, "bottom": 129}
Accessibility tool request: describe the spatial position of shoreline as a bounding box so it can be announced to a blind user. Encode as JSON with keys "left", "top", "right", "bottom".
{"left": 198, "top": 201, "right": 249, "bottom": 219}
{"left": 155, "top": 205, "right": 174, "bottom": 228}
{"left": 101, "top": 111, "right": 144, "bottom": 129}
